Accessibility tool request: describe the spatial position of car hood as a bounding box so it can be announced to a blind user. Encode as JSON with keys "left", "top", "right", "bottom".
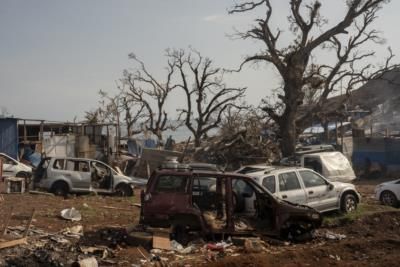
{"left": 331, "top": 181, "right": 356, "bottom": 189}
{"left": 128, "top": 176, "right": 148, "bottom": 186}
{"left": 377, "top": 179, "right": 400, "bottom": 187}
{"left": 114, "top": 174, "right": 147, "bottom": 186}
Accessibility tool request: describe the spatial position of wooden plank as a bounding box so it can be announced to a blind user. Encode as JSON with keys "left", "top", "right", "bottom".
{"left": 152, "top": 232, "right": 171, "bottom": 250}
{"left": 137, "top": 245, "right": 150, "bottom": 259}
{"left": 0, "top": 237, "right": 27, "bottom": 249}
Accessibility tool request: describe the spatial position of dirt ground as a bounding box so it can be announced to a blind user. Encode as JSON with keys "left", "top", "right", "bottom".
{"left": 0, "top": 178, "right": 399, "bottom": 266}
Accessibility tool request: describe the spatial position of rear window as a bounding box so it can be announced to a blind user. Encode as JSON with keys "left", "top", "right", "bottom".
{"left": 154, "top": 175, "right": 189, "bottom": 193}
{"left": 278, "top": 172, "right": 301, "bottom": 191}
{"left": 53, "top": 159, "right": 65, "bottom": 170}
{"left": 65, "top": 160, "right": 90, "bottom": 172}
{"left": 262, "top": 175, "right": 276, "bottom": 193}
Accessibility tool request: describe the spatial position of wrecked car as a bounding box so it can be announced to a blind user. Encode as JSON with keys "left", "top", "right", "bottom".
{"left": 33, "top": 157, "right": 135, "bottom": 196}
{"left": 140, "top": 164, "right": 322, "bottom": 244}
{"left": 249, "top": 167, "right": 361, "bottom": 213}
{"left": 0, "top": 152, "right": 32, "bottom": 180}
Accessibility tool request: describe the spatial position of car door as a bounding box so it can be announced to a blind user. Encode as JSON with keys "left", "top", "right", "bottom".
{"left": 276, "top": 171, "right": 307, "bottom": 204}
{"left": 142, "top": 174, "right": 192, "bottom": 223}
{"left": 63, "top": 159, "right": 90, "bottom": 190}
{"left": 298, "top": 170, "right": 337, "bottom": 211}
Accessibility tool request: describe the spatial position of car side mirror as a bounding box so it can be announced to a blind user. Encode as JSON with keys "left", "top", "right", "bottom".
{"left": 328, "top": 183, "right": 334, "bottom": 191}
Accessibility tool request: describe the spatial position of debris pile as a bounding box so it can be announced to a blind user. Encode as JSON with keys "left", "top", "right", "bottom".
{"left": 0, "top": 225, "right": 129, "bottom": 267}
{"left": 192, "top": 129, "right": 281, "bottom": 169}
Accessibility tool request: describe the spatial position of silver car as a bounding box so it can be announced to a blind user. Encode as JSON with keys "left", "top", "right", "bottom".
{"left": 246, "top": 167, "right": 361, "bottom": 213}
{"left": 34, "top": 157, "right": 135, "bottom": 196}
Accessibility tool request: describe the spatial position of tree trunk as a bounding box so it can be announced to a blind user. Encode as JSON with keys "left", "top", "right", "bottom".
{"left": 279, "top": 118, "right": 297, "bottom": 157}
{"left": 322, "top": 121, "right": 329, "bottom": 143}
{"left": 194, "top": 135, "right": 201, "bottom": 147}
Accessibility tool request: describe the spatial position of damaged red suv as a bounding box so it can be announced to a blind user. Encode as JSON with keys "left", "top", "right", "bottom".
{"left": 140, "top": 164, "right": 322, "bottom": 243}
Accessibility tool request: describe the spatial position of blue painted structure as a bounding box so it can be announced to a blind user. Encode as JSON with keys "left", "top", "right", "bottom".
{"left": 353, "top": 137, "right": 400, "bottom": 173}
{"left": 0, "top": 118, "right": 18, "bottom": 159}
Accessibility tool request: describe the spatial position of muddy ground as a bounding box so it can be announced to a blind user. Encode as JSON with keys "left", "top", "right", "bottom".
{"left": 0, "top": 178, "right": 399, "bottom": 267}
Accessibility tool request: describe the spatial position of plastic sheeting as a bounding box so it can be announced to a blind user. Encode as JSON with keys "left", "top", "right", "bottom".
{"left": 320, "top": 152, "right": 356, "bottom": 182}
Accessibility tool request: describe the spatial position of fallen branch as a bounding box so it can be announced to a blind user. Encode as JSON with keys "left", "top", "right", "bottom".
{"left": 0, "top": 237, "right": 27, "bottom": 250}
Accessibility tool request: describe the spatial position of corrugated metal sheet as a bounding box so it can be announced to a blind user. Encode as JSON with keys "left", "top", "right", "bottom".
{"left": 0, "top": 118, "right": 18, "bottom": 159}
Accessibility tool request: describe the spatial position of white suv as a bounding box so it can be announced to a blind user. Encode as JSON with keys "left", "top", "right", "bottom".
{"left": 247, "top": 167, "right": 361, "bottom": 213}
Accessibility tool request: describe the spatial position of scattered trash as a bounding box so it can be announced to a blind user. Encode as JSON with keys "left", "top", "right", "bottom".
{"left": 171, "top": 240, "right": 184, "bottom": 251}
{"left": 315, "top": 230, "right": 347, "bottom": 241}
{"left": 62, "top": 225, "right": 84, "bottom": 238}
{"left": 244, "top": 238, "right": 265, "bottom": 253}
{"left": 60, "top": 207, "right": 82, "bottom": 221}
{"left": 72, "top": 256, "right": 98, "bottom": 267}
{"left": 206, "top": 243, "right": 225, "bottom": 252}
{"left": 329, "top": 254, "right": 341, "bottom": 261}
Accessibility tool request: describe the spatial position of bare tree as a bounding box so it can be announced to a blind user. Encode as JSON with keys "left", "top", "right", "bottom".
{"left": 122, "top": 53, "right": 178, "bottom": 141}
{"left": 229, "top": 0, "right": 397, "bottom": 156}
{"left": 171, "top": 49, "right": 246, "bottom": 147}
{"left": 85, "top": 90, "right": 146, "bottom": 137}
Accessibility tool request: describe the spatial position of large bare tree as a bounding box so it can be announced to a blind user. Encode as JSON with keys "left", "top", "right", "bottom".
{"left": 230, "top": 0, "right": 396, "bottom": 156}
{"left": 171, "top": 49, "right": 246, "bottom": 147}
{"left": 122, "top": 53, "right": 178, "bottom": 141}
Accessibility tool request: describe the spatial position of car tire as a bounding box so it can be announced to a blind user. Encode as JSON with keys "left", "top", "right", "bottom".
{"left": 51, "top": 181, "right": 69, "bottom": 197}
{"left": 284, "top": 221, "right": 315, "bottom": 242}
{"left": 340, "top": 193, "right": 357, "bottom": 213}
{"left": 380, "top": 190, "right": 398, "bottom": 207}
{"left": 172, "top": 224, "right": 189, "bottom": 246}
{"left": 115, "top": 184, "right": 133, "bottom": 197}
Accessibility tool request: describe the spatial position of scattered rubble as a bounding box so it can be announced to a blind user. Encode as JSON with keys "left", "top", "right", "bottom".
{"left": 60, "top": 207, "right": 82, "bottom": 222}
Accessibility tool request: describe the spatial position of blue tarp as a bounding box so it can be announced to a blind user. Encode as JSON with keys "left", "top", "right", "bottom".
{"left": 0, "top": 118, "right": 18, "bottom": 160}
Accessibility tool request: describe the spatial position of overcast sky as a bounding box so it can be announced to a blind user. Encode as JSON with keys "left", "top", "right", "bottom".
{"left": 0, "top": 0, "right": 399, "bottom": 122}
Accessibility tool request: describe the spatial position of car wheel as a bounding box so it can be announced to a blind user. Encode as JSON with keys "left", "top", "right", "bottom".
{"left": 380, "top": 190, "right": 398, "bottom": 207}
{"left": 340, "top": 193, "right": 357, "bottom": 213}
{"left": 285, "top": 221, "right": 315, "bottom": 242}
{"left": 172, "top": 224, "right": 189, "bottom": 246}
{"left": 51, "top": 181, "right": 69, "bottom": 197}
{"left": 115, "top": 184, "right": 133, "bottom": 197}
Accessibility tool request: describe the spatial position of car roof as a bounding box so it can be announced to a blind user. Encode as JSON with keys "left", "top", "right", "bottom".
{"left": 239, "top": 163, "right": 270, "bottom": 168}
{"left": 249, "top": 166, "right": 311, "bottom": 177}
{"left": 154, "top": 168, "right": 253, "bottom": 179}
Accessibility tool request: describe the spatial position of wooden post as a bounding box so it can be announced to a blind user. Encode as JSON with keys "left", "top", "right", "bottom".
{"left": 23, "top": 120, "right": 27, "bottom": 142}
{"left": 106, "top": 125, "right": 110, "bottom": 164}
{"left": 335, "top": 120, "right": 338, "bottom": 145}
{"left": 340, "top": 120, "right": 344, "bottom": 152}
{"left": 39, "top": 121, "right": 44, "bottom": 155}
